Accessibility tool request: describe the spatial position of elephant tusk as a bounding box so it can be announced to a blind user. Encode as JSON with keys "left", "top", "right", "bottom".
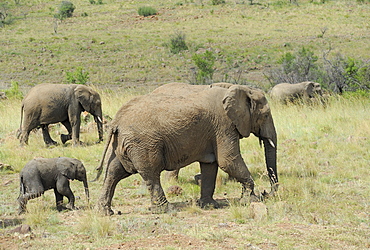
{"left": 268, "top": 139, "right": 275, "bottom": 148}
{"left": 97, "top": 116, "right": 103, "bottom": 123}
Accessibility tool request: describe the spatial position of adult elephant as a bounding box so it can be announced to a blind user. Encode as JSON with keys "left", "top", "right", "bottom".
{"left": 18, "top": 84, "right": 103, "bottom": 146}
{"left": 95, "top": 83, "right": 278, "bottom": 215}
{"left": 270, "top": 81, "right": 322, "bottom": 103}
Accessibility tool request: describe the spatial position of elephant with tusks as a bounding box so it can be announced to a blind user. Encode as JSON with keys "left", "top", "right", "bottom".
{"left": 95, "top": 83, "right": 278, "bottom": 215}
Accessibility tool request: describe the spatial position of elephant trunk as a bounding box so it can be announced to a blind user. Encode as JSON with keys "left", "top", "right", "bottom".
{"left": 262, "top": 137, "right": 278, "bottom": 197}
{"left": 94, "top": 116, "right": 103, "bottom": 143}
{"left": 259, "top": 117, "right": 278, "bottom": 197}
{"left": 83, "top": 179, "right": 90, "bottom": 202}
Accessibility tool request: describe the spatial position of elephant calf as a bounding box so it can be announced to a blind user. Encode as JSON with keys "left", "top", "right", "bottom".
{"left": 17, "top": 157, "right": 89, "bottom": 214}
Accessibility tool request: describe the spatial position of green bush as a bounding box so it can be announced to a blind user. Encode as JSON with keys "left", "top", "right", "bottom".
{"left": 168, "top": 32, "right": 188, "bottom": 54}
{"left": 54, "top": 1, "right": 75, "bottom": 20}
{"left": 192, "top": 50, "right": 216, "bottom": 84}
{"left": 3, "top": 81, "right": 23, "bottom": 99}
{"left": 89, "top": 0, "right": 103, "bottom": 5}
{"left": 138, "top": 6, "right": 157, "bottom": 17}
{"left": 66, "top": 67, "right": 89, "bottom": 84}
{"left": 267, "top": 46, "right": 323, "bottom": 86}
{"left": 211, "top": 0, "right": 225, "bottom": 5}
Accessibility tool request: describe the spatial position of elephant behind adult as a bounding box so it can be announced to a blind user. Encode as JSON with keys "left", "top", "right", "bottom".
{"left": 96, "top": 83, "right": 278, "bottom": 215}
{"left": 18, "top": 83, "right": 103, "bottom": 146}
{"left": 270, "top": 81, "right": 322, "bottom": 103}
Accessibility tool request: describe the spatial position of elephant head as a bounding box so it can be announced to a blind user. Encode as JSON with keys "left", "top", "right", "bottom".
{"left": 58, "top": 157, "right": 89, "bottom": 201}
{"left": 75, "top": 85, "right": 103, "bottom": 143}
{"left": 222, "top": 85, "right": 278, "bottom": 195}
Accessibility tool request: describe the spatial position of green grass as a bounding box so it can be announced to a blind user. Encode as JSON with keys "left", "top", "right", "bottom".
{"left": 1, "top": 90, "right": 369, "bottom": 249}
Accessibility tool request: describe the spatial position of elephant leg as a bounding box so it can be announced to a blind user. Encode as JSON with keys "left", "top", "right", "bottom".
{"left": 17, "top": 191, "right": 44, "bottom": 214}
{"left": 198, "top": 162, "right": 219, "bottom": 208}
{"left": 222, "top": 156, "right": 259, "bottom": 203}
{"left": 56, "top": 178, "right": 75, "bottom": 210}
{"left": 70, "top": 116, "right": 81, "bottom": 146}
{"left": 61, "top": 120, "right": 72, "bottom": 144}
{"left": 141, "top": 172, "right": 169, "bottom": 213}
{"left": 54, "top": 188, "right": 67, "bottom": 211}
{"left": 98, "top": 157, "right": 131, "bottom": 215}
{"left": 18, "top": 176, "right": 45, "bottom": 214}
{"left": 19, "top": 114, "right": 40, "bottom": 145}
{"left": 41, "top": 124, "right": 57, "bottom": 146}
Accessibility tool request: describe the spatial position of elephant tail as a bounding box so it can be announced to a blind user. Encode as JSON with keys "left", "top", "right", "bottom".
{"left": 16, "top": 104, "right": 24, "bottom": 139}
{"left": 18, "top": 176, "right": 25, "bottom": 199}
{"left": 91, "top": 127, "right": 114, "bottom": 182}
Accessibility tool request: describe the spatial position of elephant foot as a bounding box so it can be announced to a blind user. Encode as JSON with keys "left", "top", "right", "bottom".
{"left": 99, "top": 204, "right": 114, "bottom": 216}
{"left": 61, "top": 134, "right": 70, "bottom": 144}
{"left": 46, "top": 140, "right": 58, "bottom": 147}
{"left": 240, "top": 194, "right": 260, "bottom": 206}
{"left": 149, "top": 202, "right": 174, "bottom": 214}
{"left": 18, "top": 207, "right": 26, "bottom": 215}
{"left": 197, "top": 198, "right": 220, "bottom": 209}
{"left": 57, "top": 205, "right": 68, "bottom": 212}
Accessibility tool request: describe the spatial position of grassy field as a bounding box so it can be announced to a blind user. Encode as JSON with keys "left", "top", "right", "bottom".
{"left": 1, "top": 0, "right": 370, "bottom": 249}
{"left": 0, "top": 89, "right": 369, "bottom": 249}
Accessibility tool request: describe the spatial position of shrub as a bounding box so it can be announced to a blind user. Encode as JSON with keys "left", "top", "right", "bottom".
{"left": 89, "top": 0, "right": 103, "bottom": 5}
{"left": 168, "top": 32, "right": 188, "bottom": 54}
{"left": 0, "top": 2, "right": 13, "bottom": 27}
{"left": 211, "top": 0, "right": 226, "bottom": 5}
{"left": 66, "top": 67, "right": 89, "bottom": 84}
{"left": 323, "top": 53, "right": 370, "bottom": 93}
{"left": 3, "top": 82, "right": 23, "bottom": 99}
{"left": 138, "top": 6, "right": 157, "bottom": 17}
{"left": 266, "top": 46, "right": 324, "bottom": 86}
{"left": 54, "top": 1, "right": 75, "bottom": 20}
{"left": 192, "top": 50, "right": 216, "bottom": 84}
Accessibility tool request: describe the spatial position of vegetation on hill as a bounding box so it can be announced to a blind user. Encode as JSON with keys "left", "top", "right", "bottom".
{"left": 0, "top": 0, "right": 369, "bottom": 92}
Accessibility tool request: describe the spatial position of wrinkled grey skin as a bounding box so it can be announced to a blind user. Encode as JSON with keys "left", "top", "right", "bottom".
{"left": 18, "top": 84, "right": 103, "bottom": 146}
{"left": 270, "top": 81, "right": 322, "bottom": 103}
{"left": 17, "top": 157, "right": 89, "bottom": 214}
{"left": 95, "top": 83, "right": 278, "bottom": 215}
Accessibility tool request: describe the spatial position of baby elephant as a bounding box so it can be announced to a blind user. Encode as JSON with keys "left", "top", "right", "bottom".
{"left": 17, "top": 157, "right": 89, "bottom": 214}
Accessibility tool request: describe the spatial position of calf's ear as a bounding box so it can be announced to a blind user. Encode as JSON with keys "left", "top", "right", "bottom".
{"left": 57, "top": 158, "right": 76, "bottom": 180}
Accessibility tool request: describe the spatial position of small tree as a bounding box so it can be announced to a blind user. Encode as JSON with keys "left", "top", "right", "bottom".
{"left": 66, "top": 67, "right": 89, "bottom": 85}
{"left": 192, "top": 50, "right": 216, "bottom": 84}
{"left": 266, "top": 46, "right": 322, "bottom": 85}
{"left": 55, "top": 1, "right": 75, "bottom": 20}
{"left": 168, "top": 32, "right": 188, "bottom": 54}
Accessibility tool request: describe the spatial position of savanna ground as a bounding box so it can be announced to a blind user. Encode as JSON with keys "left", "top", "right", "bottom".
{"left": 1, "top": 0, "right": 369, "bottom": 249}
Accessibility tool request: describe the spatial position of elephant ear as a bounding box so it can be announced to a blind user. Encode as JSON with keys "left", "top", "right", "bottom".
{"left": 304, "top": 82, "right": 315, "bottom": 97}
{"left": 222, "top": 85, "right": 252, "bottom": 138}
{"left": 75, "top": 85, "right": 93, "bottom": 113}
{"left": 58, "top": 157, "right": 76, "bottom": 180}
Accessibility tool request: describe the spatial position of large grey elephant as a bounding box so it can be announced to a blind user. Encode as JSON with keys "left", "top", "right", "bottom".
{"left": 17, "top": 157, "right": 89, "bottom": 214}
{"left": 270, "top": 81, "right": 322, "bottom": 103}
{"left": 95, "top": 83, "right": 278, "bottom": 215}
{"left": 18, "top": 83, "right": 103, "bottom": 146}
